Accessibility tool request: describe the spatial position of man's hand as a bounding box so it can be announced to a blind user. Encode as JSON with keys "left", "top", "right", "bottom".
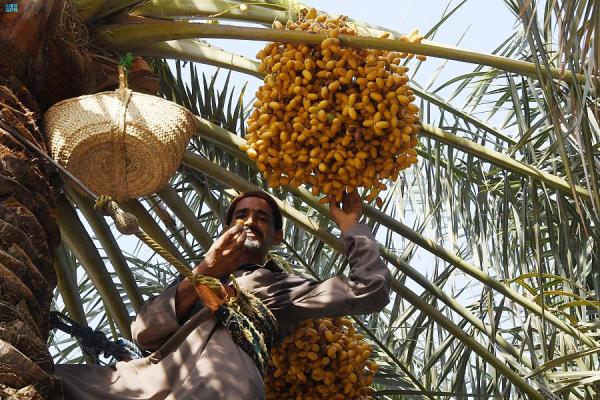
{"left": 175, "top": 224, "right": 247, "bottom": 321}
{"left": 329, "top": 191, "right": 363, "bottom": 234}
{"left": 195, "top": 223, "right": 248, "bottom": 278}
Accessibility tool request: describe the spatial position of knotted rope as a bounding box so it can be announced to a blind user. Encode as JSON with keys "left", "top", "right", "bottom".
{"left": 111, "top": 67, "right": 132, "bottom": 197}
{"left": 217, "top": 278, "right": 277, "bottom": 374}
{"left": 50, "top": 311, "right": 143, "bottom": 363}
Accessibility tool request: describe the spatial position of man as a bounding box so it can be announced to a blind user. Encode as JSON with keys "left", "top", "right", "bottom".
{"left": 56, "top": 190, "right": 391, "bottom": 399}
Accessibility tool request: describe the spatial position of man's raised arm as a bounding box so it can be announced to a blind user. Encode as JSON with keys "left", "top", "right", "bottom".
{"left": 255, "top": 191, "right": 391, "bottom": 334}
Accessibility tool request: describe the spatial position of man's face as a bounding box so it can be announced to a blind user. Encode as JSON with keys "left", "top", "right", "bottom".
{"left": 230, "top": 197, "right": 283, "bottom": 256}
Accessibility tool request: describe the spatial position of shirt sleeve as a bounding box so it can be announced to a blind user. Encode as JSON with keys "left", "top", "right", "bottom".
{"left": 257, "top": 223, "right": 391, "bottom": 336}
{"left": 130, "top": 282, "right": 183, "bottom": 351}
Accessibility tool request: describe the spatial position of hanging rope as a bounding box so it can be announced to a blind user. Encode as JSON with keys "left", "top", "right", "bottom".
{"left": 216, "top": 277, "right": 277, "bottom": 374}
{"left": 95, "top": 195, "right": 230, "bottom": 311}
{"left": 50, "top": 311, "right": 143, "bottom": 363}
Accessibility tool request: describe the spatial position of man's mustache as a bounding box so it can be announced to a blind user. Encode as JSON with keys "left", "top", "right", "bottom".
{"left": 243, "top": 226, "right": 262, "bottom": 239}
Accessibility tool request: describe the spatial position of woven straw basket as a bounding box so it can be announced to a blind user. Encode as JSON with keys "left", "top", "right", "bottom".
{"left": 44, "top": 72, "right": 196, "bottom": 202}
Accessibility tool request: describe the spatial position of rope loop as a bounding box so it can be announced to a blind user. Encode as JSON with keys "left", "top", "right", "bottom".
{"left": 94, "top": 195, "right": 140, "bottom": 235}
{"left": 50, "top": 311, "right": 143, "bottom": 362}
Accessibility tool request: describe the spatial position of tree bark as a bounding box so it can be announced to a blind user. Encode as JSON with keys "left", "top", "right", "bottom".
{"left": 0, "top": 70, "right": 60, "bottom": 400}
{"left": 0, "top": 1, "right": 118, "bottom": 398}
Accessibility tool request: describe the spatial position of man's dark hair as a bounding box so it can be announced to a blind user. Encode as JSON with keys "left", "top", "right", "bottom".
{"left": 225, "top": 191, "right": 283, "bottom": 230}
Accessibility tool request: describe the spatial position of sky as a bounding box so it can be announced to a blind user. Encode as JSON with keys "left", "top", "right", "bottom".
{"left": 216, "top": 1, "right": 520, "bottom": 55}
{"left": 301, "top": 0, "right": 518, "bottom": 54}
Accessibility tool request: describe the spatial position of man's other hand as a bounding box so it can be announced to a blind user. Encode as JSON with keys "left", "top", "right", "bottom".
{"left": 176, "top": 224, "right": 247, "bottom": 320}
{"left": 329, "top": 190, "right": 363, "bottom": 234}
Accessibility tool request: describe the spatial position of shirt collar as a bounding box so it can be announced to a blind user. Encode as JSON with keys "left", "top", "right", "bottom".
{"left": 237, "top": 259, "right": 284, "bottom": 273}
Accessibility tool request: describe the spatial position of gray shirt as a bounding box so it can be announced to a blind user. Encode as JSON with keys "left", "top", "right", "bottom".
{"left": 56, "top": 223, "right": 391, "bottom": 399}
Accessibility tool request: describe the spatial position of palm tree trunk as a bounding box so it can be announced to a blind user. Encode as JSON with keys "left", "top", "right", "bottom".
{"left": 1, "top": 2, "right": 59, "bottom": 397}
{"left": 0, "top": 72, "right": 61, "bottom": 400}
{"left": 0, "top": 1, "right": 117, "bottom": 398}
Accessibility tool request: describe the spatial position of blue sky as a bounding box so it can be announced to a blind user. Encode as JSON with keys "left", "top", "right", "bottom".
{"left": 303, "top": 0, "right": 517, "bottom": 53}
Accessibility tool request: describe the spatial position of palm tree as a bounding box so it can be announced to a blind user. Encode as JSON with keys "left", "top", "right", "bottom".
{"left": 1, "top": 0, "right": 598, "bottom": 399}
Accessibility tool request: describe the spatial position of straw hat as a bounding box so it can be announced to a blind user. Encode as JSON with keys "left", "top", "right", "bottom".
{"left": 44, "top": 69, "right": 195, "bottom": 201}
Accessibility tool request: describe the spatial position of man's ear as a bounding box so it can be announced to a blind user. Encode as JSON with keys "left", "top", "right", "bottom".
{"left": 273, "top": 229, "right": 283, "bottom": 245}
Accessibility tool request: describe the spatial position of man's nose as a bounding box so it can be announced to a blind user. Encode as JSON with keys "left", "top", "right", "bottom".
{"left": 246, "top": 215, "right": 256, "bottom": 226}
{"left": 244, "top": 212, "right": 258, "bottom": 227}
